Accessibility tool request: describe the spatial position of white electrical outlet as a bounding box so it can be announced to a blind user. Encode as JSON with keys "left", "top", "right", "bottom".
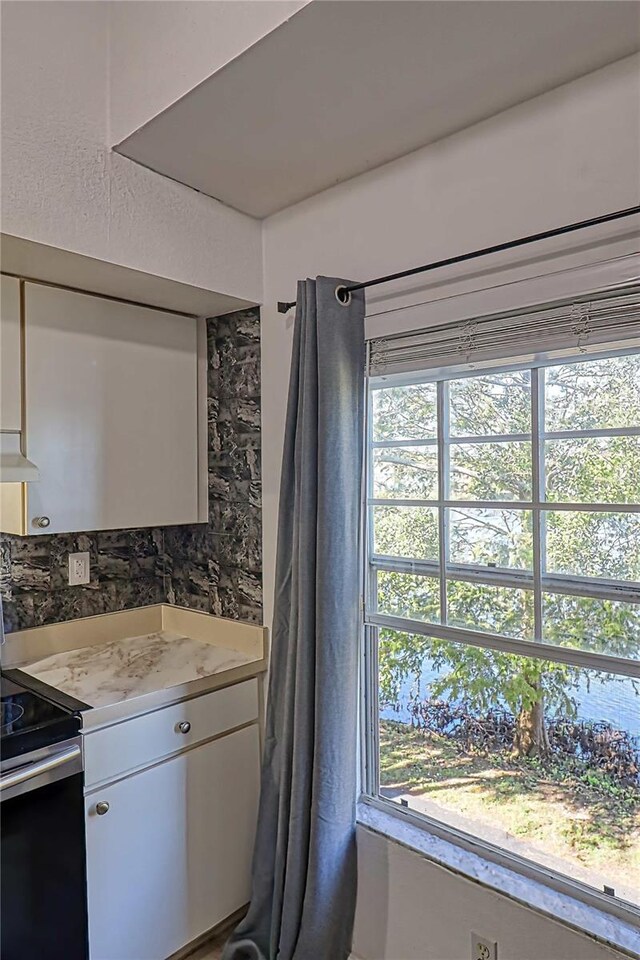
{"left": 471, "top": 933, "right": 498, "bottom": 960}
{"left": 68, "top": 551, "right": 90, "bottom": 586}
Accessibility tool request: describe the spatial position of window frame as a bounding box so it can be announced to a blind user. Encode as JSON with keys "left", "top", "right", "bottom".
{"left": 360, "top": 344, "right": 640, "bottom": 926}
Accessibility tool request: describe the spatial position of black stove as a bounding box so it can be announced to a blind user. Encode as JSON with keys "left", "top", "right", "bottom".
{"left": 1, "top": 670, "right": 89, "bottom": 959}
{"left": 0, "top": 670, "right": 82, "bottom": 761}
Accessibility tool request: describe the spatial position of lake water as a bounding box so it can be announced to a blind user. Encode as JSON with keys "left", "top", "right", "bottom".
{"left": 381, "top": 661, "right": 640, "bottom": 738}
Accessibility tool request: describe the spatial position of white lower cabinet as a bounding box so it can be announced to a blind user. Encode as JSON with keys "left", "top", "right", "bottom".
{"left": 85, "top": 723, "right": 260, "bottom": 960}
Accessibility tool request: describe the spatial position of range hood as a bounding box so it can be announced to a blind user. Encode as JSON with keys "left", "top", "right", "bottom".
{"left": 0, "top": 434, "right": 39, "bottom": 482}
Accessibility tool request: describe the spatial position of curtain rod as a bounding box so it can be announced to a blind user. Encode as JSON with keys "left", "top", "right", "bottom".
{"left": 276, "top": 205, "right": 640, "bottom": 314}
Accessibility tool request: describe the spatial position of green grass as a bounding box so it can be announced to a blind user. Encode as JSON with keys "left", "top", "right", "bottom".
{"left": 379, "top": 719, "right": 640, "bottom": 897}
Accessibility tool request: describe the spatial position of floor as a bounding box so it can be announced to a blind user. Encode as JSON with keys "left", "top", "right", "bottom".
{"left": 184, "top": 929, "right": 227, "bottom": 960}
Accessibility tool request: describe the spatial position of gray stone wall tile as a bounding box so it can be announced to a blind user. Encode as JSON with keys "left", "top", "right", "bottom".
{"left": 114, "top": 577, "right": 165, "bottom": 611}
{"left": 209, "top": 500, "right": 261, "bottom": 540}
{"left": 33, "top": 584, "right": 117, "bottom": 627}
{"left": 1, "top": 594, "right": 34, "bottom": 632}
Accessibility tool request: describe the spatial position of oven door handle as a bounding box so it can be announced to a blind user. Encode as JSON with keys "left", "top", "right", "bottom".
{"left": 0, "top": 744, "right": 81, "bottom": 793}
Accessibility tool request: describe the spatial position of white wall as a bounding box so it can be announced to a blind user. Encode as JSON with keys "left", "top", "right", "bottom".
{"left": 261, "top": 52, "right": 640, "bottom": 625}
{"left": 261, "top": 54, "right": 640, "bottom": 960}
{"left": 0, "top": 0, "right": 262, "bottom": 305}
{"left": 109, "top": 0, "right": 308, "bottom": 145}
{"left": 353, "top": 827, "right": 628, "bottom": 960}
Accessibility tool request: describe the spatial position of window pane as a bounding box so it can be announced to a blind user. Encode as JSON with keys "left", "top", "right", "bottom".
{"left": 372, "top": 383, "right": 437, "bottom": 441}
{"left": 373, "top": 506, "right": 439, "bottom": 561}
{"left": 373, "top": 445, "right": 438, "bottom": 500}
{"left": 449, "top": 508, "right": 533, "bottom": 570}
{"left": 449, "top": 370, "right": 531, "bottom": 436}
{"left": 545, "top": 436, "right": 640, "bottom": 504}
{"left": 447, "top": 580, "right": 534, "bottom": 639}
{"left": 376, "top": 570, "right": 440, "bottom": 624}
{"left": 545, "top": 354, "right": 640, "bottom": 431}
{"left": 378, "top": 633, "right": 640, "bottom": 907}
{"left": 450, "top": 441, "right": 532, "bottom": 501}
{"left": 543, "top": 593, "right": 640, "bottom": 660}
{"left": 545, "top": 511, "right": 640, "bottom": 582}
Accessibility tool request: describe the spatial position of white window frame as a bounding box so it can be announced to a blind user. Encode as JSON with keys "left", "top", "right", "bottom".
{"left": 360, "top": 344, "right": 640, "bottom": 927}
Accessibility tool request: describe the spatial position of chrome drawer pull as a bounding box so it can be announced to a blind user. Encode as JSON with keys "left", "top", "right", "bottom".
{"left": 176, "top": 720, "right": 191, "bottom": 735}
{"left": 96, "top": 801, "right": 110, "bottom": 816}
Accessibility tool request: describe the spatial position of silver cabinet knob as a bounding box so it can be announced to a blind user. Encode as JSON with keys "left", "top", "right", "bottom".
{"left": 176, "top": 720, "right": 191, "bottom": 735}
{"left": 96, "top": 801, "right": 110, "bottom": 816}
{"left": 32, "top": 516, "right": 51, "bottom": 528}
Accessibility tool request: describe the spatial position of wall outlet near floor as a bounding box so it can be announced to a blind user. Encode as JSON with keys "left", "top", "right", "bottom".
{"left": 471, "top": 933, "right": 498, "bottom": 960}
{"left": 68, "top": 551, "right": 90, "bottom": 586}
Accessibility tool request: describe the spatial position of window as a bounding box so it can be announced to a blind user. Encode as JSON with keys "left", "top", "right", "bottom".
{"left": 363, "top": 349, "right": 640, "bottom": 918}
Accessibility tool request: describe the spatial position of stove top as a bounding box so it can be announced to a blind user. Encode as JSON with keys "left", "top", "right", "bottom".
{"left": 0, "top": 671, "right": 82, "bottom": 761}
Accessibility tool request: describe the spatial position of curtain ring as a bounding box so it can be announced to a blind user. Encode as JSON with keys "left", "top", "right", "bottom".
{"left": 335, "top": 285, "right": 351, "bottom": 306}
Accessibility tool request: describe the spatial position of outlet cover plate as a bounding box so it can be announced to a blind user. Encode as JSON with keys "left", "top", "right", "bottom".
{"left": 471, "top": 933, "right": 498, "bottom": 960}
{"left": 68, "top": 551, "right": 90, "bottom": 586}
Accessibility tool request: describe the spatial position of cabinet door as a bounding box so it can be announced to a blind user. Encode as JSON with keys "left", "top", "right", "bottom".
{"left": 24, "top": 283, "right": 202, "bottom": 534}
{"left": 1, "top": 275, "right": 22, "bottom": 432}
{"left": 85, "top": 723, "right": 260, "bottom": 960}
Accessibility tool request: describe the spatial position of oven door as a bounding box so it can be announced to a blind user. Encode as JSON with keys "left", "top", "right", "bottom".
{"left": 1, "top": 739, "right": 89, "bottom": 960}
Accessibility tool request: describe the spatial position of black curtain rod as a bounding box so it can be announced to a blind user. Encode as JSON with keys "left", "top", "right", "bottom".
{"left": 276, "top": 205, "right": 640, "bottom": 314}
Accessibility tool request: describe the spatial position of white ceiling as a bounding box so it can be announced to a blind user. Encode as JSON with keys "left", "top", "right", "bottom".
{"left": 116, "top": 1, "right": 640, "bottom": 219}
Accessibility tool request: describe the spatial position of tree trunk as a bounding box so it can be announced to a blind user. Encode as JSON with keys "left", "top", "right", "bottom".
{"left": 514, "top": 689, "right": 550, "bottom": 757}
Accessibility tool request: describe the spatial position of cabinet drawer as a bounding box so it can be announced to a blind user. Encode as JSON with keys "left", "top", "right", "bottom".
{"left": 84, "top": 679, "right": 259, "bottom": 789}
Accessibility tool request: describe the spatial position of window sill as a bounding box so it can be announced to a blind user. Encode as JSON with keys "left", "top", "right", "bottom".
{"left": 357, "top": 800, "right": 640, "bottom": 960}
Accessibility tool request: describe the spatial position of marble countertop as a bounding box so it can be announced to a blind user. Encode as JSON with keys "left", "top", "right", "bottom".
{"left": 22, "top": 629, "right": 259, "bottom": 723}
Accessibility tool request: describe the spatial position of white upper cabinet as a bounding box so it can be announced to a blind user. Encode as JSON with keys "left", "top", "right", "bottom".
{"left": 0, "top": 276, "right": 39, "bottom": 484}
{"left": 0, "top": 276, "right": 22, "bottom": 432}
{"left": 1, "top": 282, "right": 206, "bottom": 535}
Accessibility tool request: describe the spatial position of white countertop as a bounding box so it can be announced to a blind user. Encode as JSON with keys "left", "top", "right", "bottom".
{"left": 22, "top": 629, "right": 256, "bottom": 710}
{"left": 7, "top": 605, "right": 268, "bottom": 729}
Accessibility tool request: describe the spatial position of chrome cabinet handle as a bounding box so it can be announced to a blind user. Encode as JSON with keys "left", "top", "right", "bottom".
{"left": 0, "top": 745, "right": 80, "bottom": 792}
{"left": 32, "top": 516, "right": 51, "bottom": 528}
{"left": 96, "top": 801, "right": 110, "bottom": 816}
{"left": 176, "top": 720, "right": 191, "bottom": 735}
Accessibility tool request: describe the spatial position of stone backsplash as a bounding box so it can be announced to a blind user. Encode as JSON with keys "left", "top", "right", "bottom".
{"left": 0, "top": 307, "right": 262, "bottom": 633}
{"left": 165, "top": 308, "right": 262, "bottom": 623}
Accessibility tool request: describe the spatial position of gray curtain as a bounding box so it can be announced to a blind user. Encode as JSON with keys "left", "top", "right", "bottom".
{"left": 223, "top": 277, "right": 365, "bottom": 960}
